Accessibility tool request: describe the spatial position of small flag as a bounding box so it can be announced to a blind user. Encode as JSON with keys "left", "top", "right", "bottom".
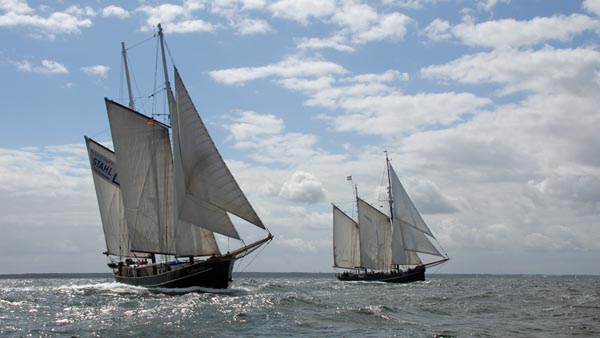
{"left": 346, "top": 176, "right": 352, "bottom": 181}
{"left": 147, "top": 118, "right": 154, "bottom": 125}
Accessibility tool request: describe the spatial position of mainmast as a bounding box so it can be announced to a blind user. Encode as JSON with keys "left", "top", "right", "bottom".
{"left": 121, "top": 42, "right": 135, "bottom": 110}
{"left": 385, "top": 151, "right": 393, "bottom": 223}
{"left": 385, "top": 151, "right": 398, "bottom": 270}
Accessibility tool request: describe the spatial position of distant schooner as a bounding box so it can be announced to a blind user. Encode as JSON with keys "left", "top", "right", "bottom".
{"left": 84, "top": 24, "right": 272, "bottom": 289}
{"left": 332, "top": 153, "right": 449, "bottom": 283}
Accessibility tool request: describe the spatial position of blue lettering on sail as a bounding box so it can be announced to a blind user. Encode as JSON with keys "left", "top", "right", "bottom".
{"left": 89, "top": 149, "right": 120, "bottom": 186}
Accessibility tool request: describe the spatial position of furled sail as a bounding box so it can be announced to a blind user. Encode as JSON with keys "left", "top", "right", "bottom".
{"left": 171, "top": 68, "right": 264, "bottom": 238}
{"left": 333, "top": 205, "right": 361, "bottom": 269}
{"left": 357, "top": 198, "right": 392, "bottom": 270}
{"left": 105, "top": 99, "right": 175, "bottom": 255}
{"left": 389, "top": 165, "right": 442, "bottom": 257}
{"left": 84, "top": 137, "right": 132, "bottom": 257}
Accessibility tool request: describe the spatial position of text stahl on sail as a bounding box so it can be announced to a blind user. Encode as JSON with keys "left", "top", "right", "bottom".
{"left": 332, "top": 153, "right": 449, "bottom": 283}
{"left": 84, "top": 24, "right": 272, "bottom": 289}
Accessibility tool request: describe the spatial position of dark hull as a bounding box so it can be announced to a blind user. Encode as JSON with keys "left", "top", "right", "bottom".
{"left": 336, "top": 266, "right": 425, "bottom": 283}
{"left": 113, "top": 256, "right": 234, "bottom": 289}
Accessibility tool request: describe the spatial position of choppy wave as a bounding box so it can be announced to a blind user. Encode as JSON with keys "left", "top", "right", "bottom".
{"left": 0, "top": 275, "right": 598, "bottom": 337}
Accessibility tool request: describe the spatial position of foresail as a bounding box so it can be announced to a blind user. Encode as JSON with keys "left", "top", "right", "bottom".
{"left": 391, "top": 218, "right": 423, "bottom": 265}
{"left": 105, "top": 99, "right": 176, "bottom": 255}
{"left": 389, "top": 165, "right": 435, "bottom": 236}
{"left": 173, "top": 68, "right": 264, "bottom": 236}
{"left": 357, "top": 198, "right": 392, "bottom": 270}
{"left": 85, "top": 137, "right": 131, "bottom": 257}
{"left": 333, "top": 205, "right": 361, "bottom": 269}
{"left": 389, "top": 164, "right": 444, "bottom": 257}
{"left": 399, "top": 220, "right": 443, "bottom": 256}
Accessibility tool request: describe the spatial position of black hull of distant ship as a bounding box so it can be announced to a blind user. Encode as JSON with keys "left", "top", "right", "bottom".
{"left": 336, "top": 266, "right": 426, "bottom": 283}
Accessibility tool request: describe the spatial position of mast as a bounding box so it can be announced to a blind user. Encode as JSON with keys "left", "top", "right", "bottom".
{"left": 158, "top": 23, "right": 173, "bottom": 120}
{"left": 121, "top": 42, "right": 135, "bottom": 110}
{"left": 385, "top": 151, "right": 393, "bottom": 223}
{"left": 385, "top": 151, "right": 399, "bottom": 270}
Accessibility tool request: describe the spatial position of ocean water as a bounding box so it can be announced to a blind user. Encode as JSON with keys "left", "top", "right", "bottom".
{"left": 0, "top": 274, "right": 598, "bottom": 337}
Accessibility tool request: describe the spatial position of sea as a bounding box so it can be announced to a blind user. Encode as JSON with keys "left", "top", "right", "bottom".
{"left": 0, "top": 273, "right": 598, "bottom": 337}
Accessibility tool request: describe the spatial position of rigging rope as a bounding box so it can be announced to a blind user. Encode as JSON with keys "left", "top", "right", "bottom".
{"left": 234, "top": 239, "right": 269, "bottom": 274}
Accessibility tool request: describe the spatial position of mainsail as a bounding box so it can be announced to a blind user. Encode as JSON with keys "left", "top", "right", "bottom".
{"left": 84, "top": 137, "right": 131, "bottom": 257}
{"left": 105, "top": 100, "right": 222, "bottom": 257}
{"left": 357, "top": 198, "right": 392, "bottom": 270}
{"left": 106, "top": 100, "right": 176, "bottom": 255}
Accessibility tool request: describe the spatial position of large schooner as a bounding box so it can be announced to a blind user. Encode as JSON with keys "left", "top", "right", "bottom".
{"left": 332, "top": 153, "right": 449, "bottom": 283}
{"left": 85, "top": 25, "right": 272, "bottom": 289}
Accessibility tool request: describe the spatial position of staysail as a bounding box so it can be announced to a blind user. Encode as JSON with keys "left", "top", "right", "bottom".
{"left": 84, "top": 136, "right": 132, "bottom": 257}
{"left": 171, "top": 68, "right": 264, "bottom": 239}
{"left": 333, "top": 204, "right": 361, "bottom": 269}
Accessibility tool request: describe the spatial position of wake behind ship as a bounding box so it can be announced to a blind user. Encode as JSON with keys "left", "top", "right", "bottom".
{"left": 85, "top": 24, "right": 272, "bottom": 289}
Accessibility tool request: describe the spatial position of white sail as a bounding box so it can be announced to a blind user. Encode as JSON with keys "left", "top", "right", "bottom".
{"left": 389, "top": 165, "right": 435, "bottom": 236}
{"left": 84, "top": 137, "right": 132, "bottom": 257}
{"left": 106, "top": 99, "right": 176, "bottom": 254}
{"left": 398, "top": 219, "right": 443, "bottom": 256}
{"left": 172, "top": 68, "right": 264, "bottom": 239}
{"left": 174, "top": 219, "right": 220, "bottom": 257}
{"left": 333, "top": 205, "right": 361, "bottom": 269}
{"left": 391, "top": 218, "right": 423, "bottom": 265}
{"left": 389, "top": 164, "right": 443, "bottom": 257}
{"left": 357, "top": 198, "right": 392, "bottom": 270}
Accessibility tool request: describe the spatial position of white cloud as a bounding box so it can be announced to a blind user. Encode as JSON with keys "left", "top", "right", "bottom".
{"left": 226, "top": 110, "right": 284, "bottom": 140}
{"left": 65, "top": 5, "right": 95, "bottom": 17}
{"left": 268, "top": 0, "right": 337, "bottom": 24}
{"left": 0, "top": 1, "right": 93, "bottom": 38}
{"left": 328, "top": 91, "right": 490, "bottom": 135}
{"left": 279, "top": 171, "right": 325, "bottom": 204}
{"left": 340, "top": 70, "right": 409, "bottom": 83}
{"left": 101, "top": 5, "right": 129, "bottom": 19}
{"left": 583, "top": 0, "right": 600, "bottom": 16}
{"left": 422, "top": 47, "right": 600, "bottom": 95}
{"left": 276, "top": 236, "right": 329, "bottom": 254}
{"left": 431, "top": 14, "right": 599, "bottom": 49}
{"left": 423, "top": 18, "right": 452, "bottom": 41}
{"left": 209, "top": 56, "right": 347, "bottom": 85}
{"left": 136, "top": 1, "right": 217, "bottom": 33}
{"left": 329, "top": 2, "right": 414, "bottom": 45}
{"left": 296, "top": 35, "right": 355, "bottom": 53}
{"left": 381, "top": 0, "right": 434, "bottom": 9}
{"left": 80, "top": 65, "right": 110, "bottom": 78}
{"left": 14, "top": 59, "right": 68, "bottom": 74}
{"left": 233, "top": 17, "right": 272, "bottom": 35}
{"left": 352, "top": 12, "right": 413, "bottom": 43}
{"left": 0, "top": 144, "right": 107, "bottom": 272}
{"left": 476, "top": 0, "right": 510, "bottom": 13}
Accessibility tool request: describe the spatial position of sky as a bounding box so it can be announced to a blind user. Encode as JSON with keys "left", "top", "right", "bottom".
{"left": 1, "top": 0, "right": 599, "bottom": 275}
